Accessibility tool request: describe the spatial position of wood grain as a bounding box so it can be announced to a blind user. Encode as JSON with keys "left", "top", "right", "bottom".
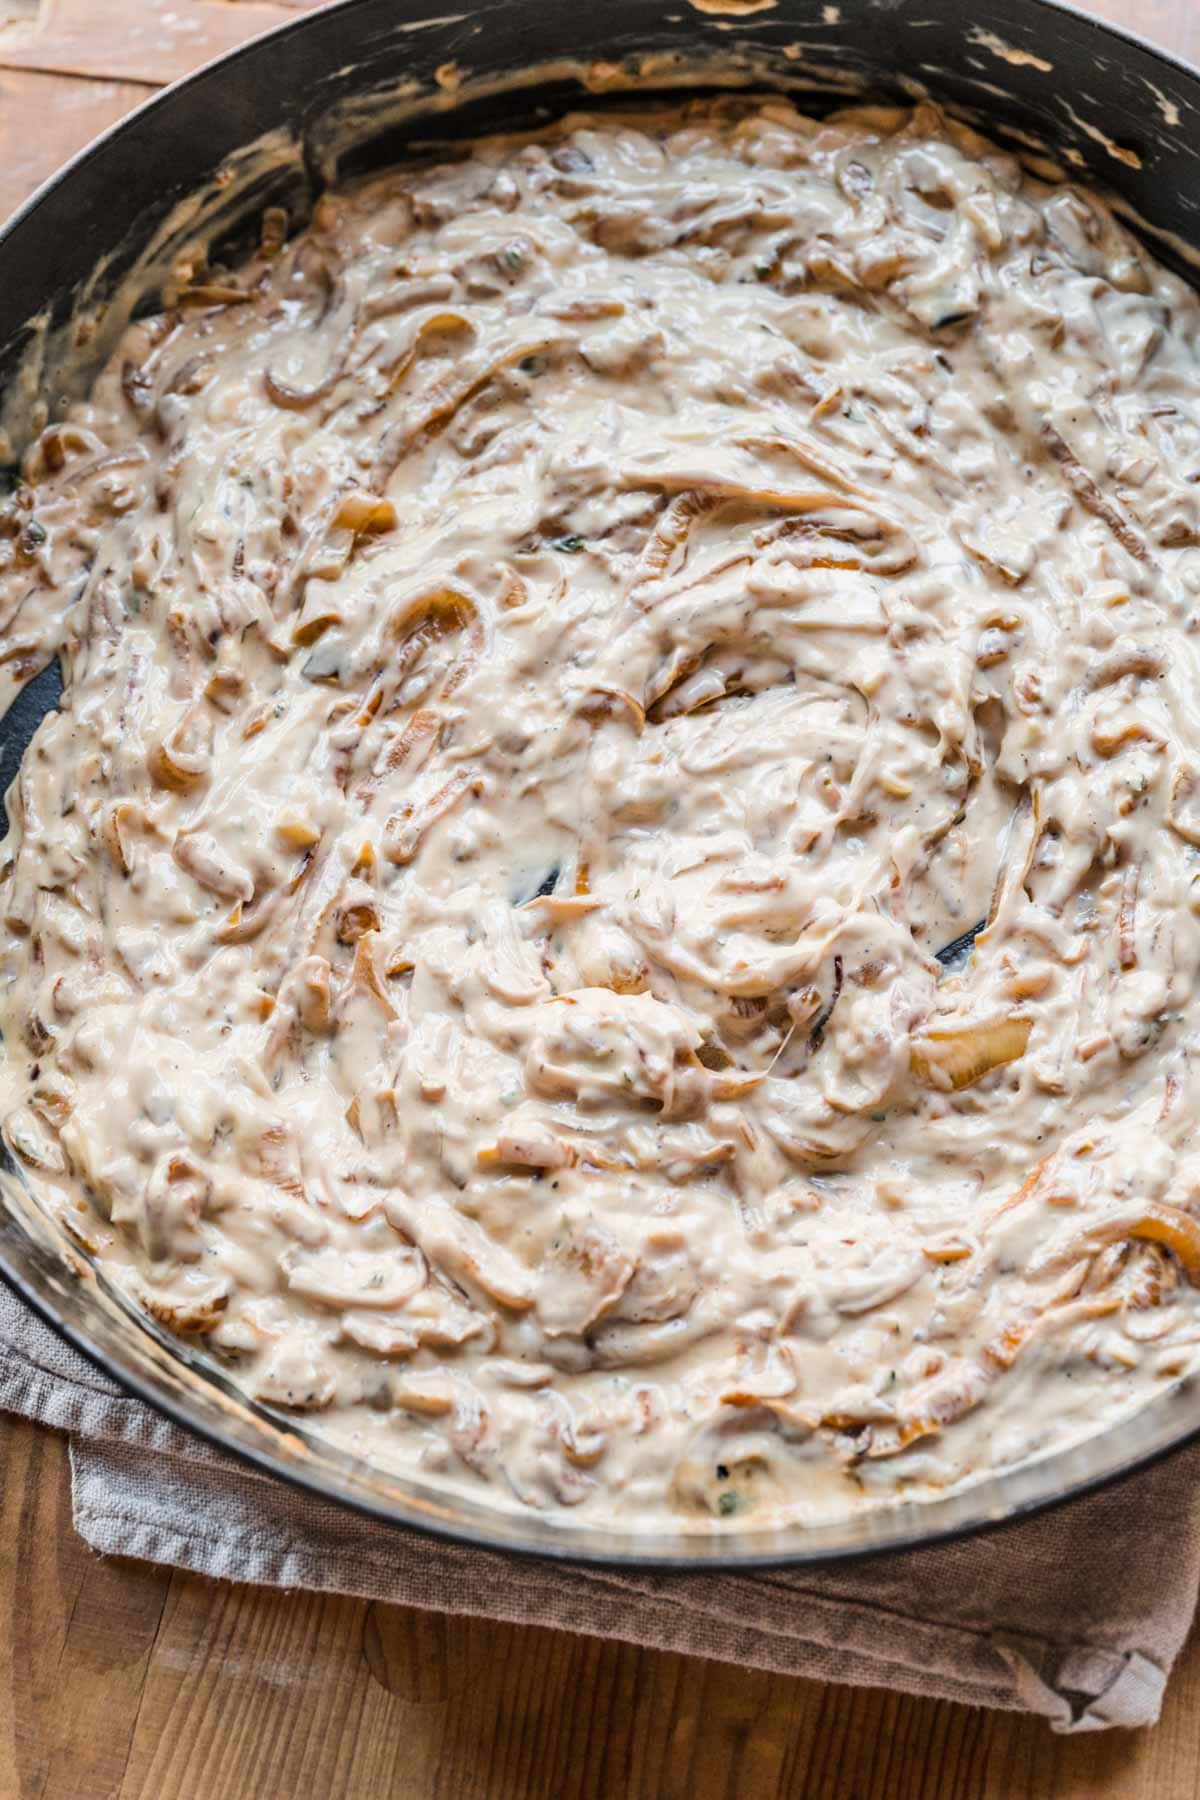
{"left": 0, "top": 0, "right": 297, "bottom": 85}
{"left": 6, "top": 1403, "right": 1200, "bottom": 1800}
{"left": 1081, "top": 0, "right": 1200, "bottom": 64}
{"left": 0, "top": 68, "right": 151, "bottom": 226}
{"left": 0, "top": 1, "right": 1197, "bottom": 1796}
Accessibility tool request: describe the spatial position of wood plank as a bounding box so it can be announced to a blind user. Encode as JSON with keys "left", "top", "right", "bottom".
{"left": 57, "top": 1530, "right": 1200, "bottom": 1800}
{"left": 1072, "top": 0, "right": 1199, "bottom": 63}
{"left": 0, "top": 67, "right": 151, "bottom": 227}
{"left": 0, "top": 1414, "right": 172, "bottom": 1800}
{"left": 2, "top": 1422, "right": 1188, "bottom": 1800}
{"left": 0, "top": 0, "right": 299, "bottom": 86}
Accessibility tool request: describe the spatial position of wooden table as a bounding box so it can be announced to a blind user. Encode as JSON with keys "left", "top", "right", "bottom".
{"left": 0, "top": 1, "right": 1197, "bottom": 1793}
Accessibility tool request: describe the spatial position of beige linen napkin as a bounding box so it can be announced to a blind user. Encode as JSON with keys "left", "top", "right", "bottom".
{"left": 1, "top": 1279, "right": 1195, "bottom": 1732}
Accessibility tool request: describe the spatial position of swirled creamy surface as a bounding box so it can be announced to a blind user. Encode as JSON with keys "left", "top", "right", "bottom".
{"left": 5, "top": 98, "right": 1200, "bottom": 1532}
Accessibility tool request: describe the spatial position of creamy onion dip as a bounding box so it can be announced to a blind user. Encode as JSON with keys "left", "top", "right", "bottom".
{"left": 4, "top": 97, "right": 1200, "bottom": 1532}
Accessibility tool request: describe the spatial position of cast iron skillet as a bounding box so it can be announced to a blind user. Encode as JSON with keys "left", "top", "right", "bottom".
{"left": 1, "top": 0, "right": 1199, "bottom": 1568}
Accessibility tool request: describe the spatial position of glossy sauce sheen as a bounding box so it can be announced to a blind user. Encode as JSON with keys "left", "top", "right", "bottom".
{"left": 4, "top": 98, "right": 1200, "bottom": 1532}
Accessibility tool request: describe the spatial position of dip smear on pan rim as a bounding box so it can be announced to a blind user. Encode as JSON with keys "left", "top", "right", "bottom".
{"left": 3, "top": 95, "right": 1200, "bottom": 1532}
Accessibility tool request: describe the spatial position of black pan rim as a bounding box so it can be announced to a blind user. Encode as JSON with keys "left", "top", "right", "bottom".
{"left": 3, "top": 0, "right": 1199, "bottom": 262}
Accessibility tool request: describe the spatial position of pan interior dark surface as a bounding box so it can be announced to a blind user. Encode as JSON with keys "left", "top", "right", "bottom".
{"left": 3, "top": 0, "right": 1200, "bottom": 452}
{"left": 2, "top": 0, "right": 1200, "bottom": 1566}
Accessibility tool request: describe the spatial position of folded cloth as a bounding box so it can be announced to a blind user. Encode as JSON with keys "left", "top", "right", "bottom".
{"left": 1, "top": 1279, "right": 1195, "bottom": 1732}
